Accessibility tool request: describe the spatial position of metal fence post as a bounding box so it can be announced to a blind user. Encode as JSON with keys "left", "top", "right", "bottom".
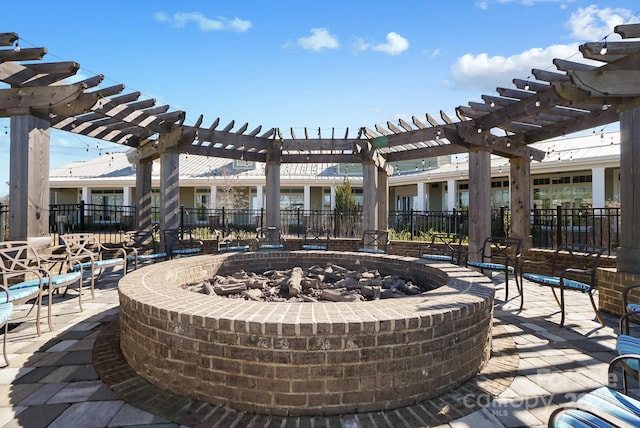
{"left": 556, "top": 205, "right": 563, "bottom": 248}
{"left": 179, "top": 205, "right": 185, "bottom": 235}
{"left": 409, "top": 209, "right": 414, "bottom": 240}
{"left": 79, "top": 201, "right": 85, "bottom": 230}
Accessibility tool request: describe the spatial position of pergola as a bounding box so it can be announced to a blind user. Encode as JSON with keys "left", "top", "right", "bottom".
{"left": 2, "top": 25, "right": 640, "bottom": 272}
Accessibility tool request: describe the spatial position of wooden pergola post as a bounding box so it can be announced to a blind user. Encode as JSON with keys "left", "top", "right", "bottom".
{"left": 362, "top": 160, "right": 378, "bottom": 231}
{"left": 159, "top": 147, "right": 180, "bottom": 233}
{"left": 377, "top": 168, "right": 389, "bottom": 230}
{"left": 9, "top": 115, "right": 50, "bottom": 245}
{"left": 467, "top": 149, "right": 492, "bottom": 261}
{"left": 509, "top": 156, "right": 532, "bottom": 248}
{"left": 265, "top": 139, "right": 282, "bottom": 228}
{"left": 135, "top": 158, "right": 153, "bottom": 231}
{"left": 617, "top": 106, "right": 640, "bottom": 273}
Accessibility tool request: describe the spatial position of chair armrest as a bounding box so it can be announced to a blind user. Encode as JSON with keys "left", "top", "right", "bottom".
{"left": 619, "top": 311, "right": 640, "bottom": 335}
{"left": 549, "top": 402, "right": 637, "bottom": 428}
{"left": 623, "top": 284, "right": 640, "bottom": 308}
{"left": 561, "top": 267, "right": 593, "bottom": 277}
{"left": 609, "top": 354, "right": 640, "bottom": 386}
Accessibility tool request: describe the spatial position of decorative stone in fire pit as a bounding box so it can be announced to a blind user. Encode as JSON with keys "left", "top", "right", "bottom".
{"left": 118, "top": 251, "right": 494, "bottom": 416}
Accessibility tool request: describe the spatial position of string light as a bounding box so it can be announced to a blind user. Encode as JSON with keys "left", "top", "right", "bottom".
{"left": 489, "top": 100, "right": 495, "bottom": 108}
{"left": 602, "top": 99, "right": 610, "bottom": 111}
{"left": 535, "top": 98, "right": 541, "bottom": 107}
{"left": 14, "top": 40, "right": 20, "bottom": 53}
{"left": 600, "top": 37, "right": 608, "bottom": 55}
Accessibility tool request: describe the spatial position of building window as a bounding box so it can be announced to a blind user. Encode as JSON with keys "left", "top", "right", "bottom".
{"left": 196, "top": 188, "right": 210, "bottom": 221}
{"left": 533, "top": 173, "right": 593, "bottom": 209}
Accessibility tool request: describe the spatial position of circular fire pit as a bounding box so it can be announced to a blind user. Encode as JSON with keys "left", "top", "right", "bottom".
{"left": 118, "top": 251, "right": 494, "bottom": 416}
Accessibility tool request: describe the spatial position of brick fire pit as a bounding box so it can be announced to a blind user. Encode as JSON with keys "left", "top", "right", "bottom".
{"left": 118, "top": 251, "right": 494, "bottom": 416}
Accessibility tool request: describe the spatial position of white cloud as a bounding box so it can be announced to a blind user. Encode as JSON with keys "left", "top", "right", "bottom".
{"left": 154, "top": 11, "right": 251, "bottom": 32}
{"left": 351, "top": 37, "right": 370, "bottom": 53}
{"left": 372, "top": 32, "right": 409, "bottom": 55}
{"left": 450, "top": 43, "right": 583, "bottom": 91}
{"left": 566, "top": 5, "right": 635, "bottom": 40}
{"left": 297, "top": 28, "right": 339, "bottom": 51}
{"left": 477, "top": 0, "right": 577, "bottom": 8}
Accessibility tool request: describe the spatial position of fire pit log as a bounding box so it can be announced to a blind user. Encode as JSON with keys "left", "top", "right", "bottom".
{"left": 287, "top": 267, "right": 303, "bottom": 296}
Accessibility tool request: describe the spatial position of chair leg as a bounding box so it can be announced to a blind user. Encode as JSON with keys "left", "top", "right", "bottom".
{"left": 78, "top": 277, "right": 83, "bottom": 312}
{"left": 36, "top": 292, "right": 42, "bottom": 336}
{"left": 2, "top": 322, "right": 9, "bottom": 366}
{"left": 504, "top": 270, "right": 509, "bottom": 302}
{"left": 46, "top": 289, "right": 53, "bottom": 333}
{"left": 589, "top": 290, "right": 605, "bottom": 326}
{"left": 518, "top": 273, "right": 524, "bottom": 311}
{"left": 559, "top": 286, "right": 566, "bottom": 328}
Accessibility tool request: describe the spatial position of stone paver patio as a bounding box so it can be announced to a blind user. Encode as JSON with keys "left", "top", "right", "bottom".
{"left": 0, "top": 263, "right": 635, "bottom": 427}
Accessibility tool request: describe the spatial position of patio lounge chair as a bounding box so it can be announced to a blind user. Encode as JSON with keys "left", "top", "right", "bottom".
{"left": 520, "top": 243, "right": 604, "bottom": 327}
{"left": 357, "top": 230, "right": 389, "bottom": 254}
{"left": 466, "top": 236, "right": 522, "bottom": 303}
{"left": 60, "top": 233, "right": 127, "bottom": 297}
{"left": 418, "top": 232, "right": 463, "bottom": 264}
{"left": 256, "top": 227, "right": 285, "bottom": 251}
{"left": 122, "top": 230, "right": 168, "bottom": 270}
{"left": 301, "top": 228, "right": 330, "bottom": 250}
{"left": 162, "top": 229, "right": 204, "bottom": 259}
{"left": 548, "top": 354, "right": 640, "bottom": 427}
{"left": 0, "top": 241, "right": 83, "bottom": 337}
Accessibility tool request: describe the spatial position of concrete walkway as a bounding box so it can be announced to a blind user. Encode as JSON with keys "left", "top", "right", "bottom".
{"left": 0, "top": 265, "right": 633, "bottom": 427}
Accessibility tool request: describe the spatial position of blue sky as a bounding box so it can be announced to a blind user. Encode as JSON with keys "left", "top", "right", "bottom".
{"left": 0, "top": 0, "right": 638, "bottom": 197}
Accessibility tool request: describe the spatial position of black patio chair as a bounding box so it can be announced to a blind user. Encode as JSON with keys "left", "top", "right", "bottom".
{"left": 466, "top": 236, "right": 522, "bottom": 304}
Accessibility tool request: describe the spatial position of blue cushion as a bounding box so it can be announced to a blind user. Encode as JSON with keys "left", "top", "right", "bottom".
{"left": 73, "top": 258, "right": 125, "bottom": 271}
{"left": 421, "top": 254, "right": 457, "bottom": 263}
{"left": 574, "top": 387, "right": 640, "bottom": 426}
{"left": 0, "top": 283, "right": 40, "bottom": 304}
{"left": 467, "top": 261, "right": 514, "bottom": 273}
{"left": 259, "top": 244, "right": 284, "bottom": 250}
{"left": 0, "top": 303, "right": 13, "bottom": 325}
{"left": 128, "top": 253, "right": 167, "bottom": 261}
{"left": 522, "top": 273, "right": 591, "bottom": 292}
{"left": 172, "top": 248, "right": 202, "bottom": 255}
{"left": 301, "top": 245, "right": 327, "bottom": 250}
{"left": 551, "top": 387, "right": 640, "bottom": 427}
{"left": 357, "top": 248, "right": 385, "bottom": 254}
{"left": 219, "top": 246, "right": 249, "bottom": 253}
{"left": 20, "top": 272, "right": 82, "bottom": 288}
{"left": 617, "top": 335, "right": 640, "bottom": 372}
{"left": 627, "top": 303, "right": 640, "bottom": 313}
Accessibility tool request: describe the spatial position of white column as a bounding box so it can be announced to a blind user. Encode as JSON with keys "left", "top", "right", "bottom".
{"left": 210, "top": 185, "right": 217, "bottom": 210}
{"left": 330, "top": 186, "right": 336, "bottom": 210}
{"left": 303, "top": 185, "right": 311, "bottom": 210}
{"left": 446, "top": 179, "right": 457, "bottom": 211}
{"left": 256, "top": 185, "right": 264, "bottom": 210}
{"left": 591, "top": 167, "right": 606, "bottom": 208}
{"left": 81, "top": 186, "right": 91, "bottom": 205}
{"left": 416, "top": 182, "right": 426, "bottom": 211}
{"left": 122, "top": 186, "right": 132, "bottom": 206}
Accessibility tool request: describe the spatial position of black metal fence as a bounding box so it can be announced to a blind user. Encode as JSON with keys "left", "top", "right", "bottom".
{"left": 0, "top": 202, "right": 622, "bottom": 253}
{"left": 531, "top": 207, "right": 620, "bottom": 254}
